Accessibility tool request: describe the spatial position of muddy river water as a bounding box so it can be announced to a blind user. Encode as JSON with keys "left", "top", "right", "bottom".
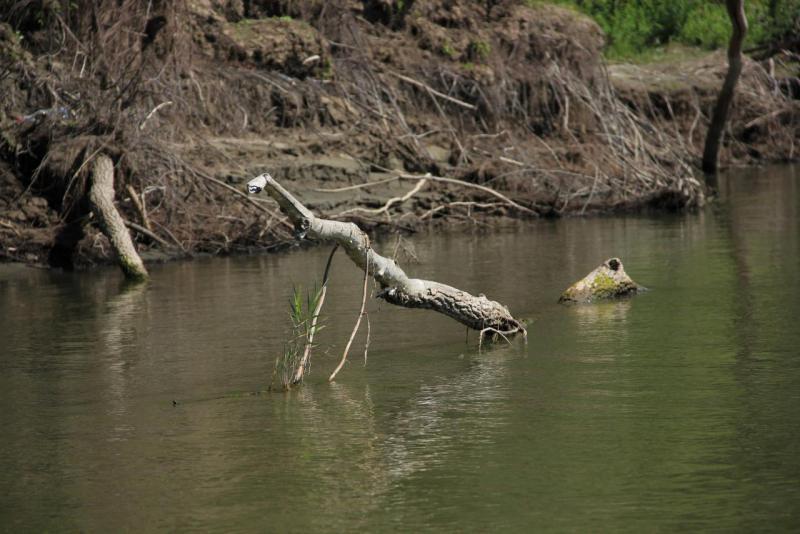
{"left": 1, "top": 165, "right": 799, "bottom": 531}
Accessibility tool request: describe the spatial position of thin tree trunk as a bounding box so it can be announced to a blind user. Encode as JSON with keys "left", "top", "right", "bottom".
{"left": 88, "top": 154, "right": 149, "bottom": 281}
{"left": 702, "top": 0, "right": 748, "bottom": 174}
{"left": 247, "top": 174, "right": 524, "bottom": 336}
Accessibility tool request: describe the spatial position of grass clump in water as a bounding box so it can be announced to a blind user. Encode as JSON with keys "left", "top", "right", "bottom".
{"left": 272, "top": 284, "right": 325, "bottom": 391}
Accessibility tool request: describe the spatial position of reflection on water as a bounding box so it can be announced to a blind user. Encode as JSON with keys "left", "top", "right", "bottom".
{"left": 1, "top": 165, "right": 799, "bottom": 531}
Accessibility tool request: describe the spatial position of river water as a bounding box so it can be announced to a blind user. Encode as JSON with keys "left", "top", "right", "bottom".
{"left": 1, "top": 165, "right": 799, "bottom": 531}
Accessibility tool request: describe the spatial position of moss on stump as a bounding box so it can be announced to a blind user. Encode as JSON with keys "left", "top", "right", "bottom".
{"left": 559, "top": 258, "right": 641, "bottom": 303}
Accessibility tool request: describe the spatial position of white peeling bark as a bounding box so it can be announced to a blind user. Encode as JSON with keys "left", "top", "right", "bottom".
{"left": 88, "top": 155, "right": 149, "bottom": 281}
{"left": 248, "top": 173, "right": 524, "bottom": 334}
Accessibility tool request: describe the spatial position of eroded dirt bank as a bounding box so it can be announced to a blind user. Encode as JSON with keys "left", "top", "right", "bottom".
{"left": 1, "top": 0, "right": 798, "bottom": 269}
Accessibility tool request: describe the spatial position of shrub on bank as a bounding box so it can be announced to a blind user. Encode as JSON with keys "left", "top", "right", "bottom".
{"left": 536, "top": 0, "right": 800, "bottom": 58}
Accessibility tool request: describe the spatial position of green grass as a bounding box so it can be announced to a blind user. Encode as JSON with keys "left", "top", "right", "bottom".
{"left": 530, "top": 0, "right": 800, "bottom": 60}
{"left": 272, "top": 284, "right": 324, "bottom": 390}
{"left": 441, "top": 41, "right": 456, "bottom": 58}
{"left": 469, "top": 40, "right": 491, "bottom": 60}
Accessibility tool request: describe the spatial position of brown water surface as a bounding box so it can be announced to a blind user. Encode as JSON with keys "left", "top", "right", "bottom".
{"left": 1, "top": 165, "right": 799, "bottom": 531}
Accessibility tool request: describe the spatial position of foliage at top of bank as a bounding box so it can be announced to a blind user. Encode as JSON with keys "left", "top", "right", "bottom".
{"left": 535, "top": 0, "right": 800, "bottom": 58}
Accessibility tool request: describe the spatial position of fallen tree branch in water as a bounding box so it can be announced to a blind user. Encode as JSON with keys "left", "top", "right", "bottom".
{"left": 88, "top": 155, "right": 148, "bottom": 281}
{"left": 247, "top": 173, "right": 525, "bottom": 336}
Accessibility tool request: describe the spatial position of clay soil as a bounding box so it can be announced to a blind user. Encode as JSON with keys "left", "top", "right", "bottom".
{"left": 1, "top": 0, "right": 798, "bottom": 269}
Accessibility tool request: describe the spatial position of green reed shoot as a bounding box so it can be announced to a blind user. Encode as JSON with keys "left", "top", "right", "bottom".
{"left": 272, "top": 284, "right": 325, "bottom": 390}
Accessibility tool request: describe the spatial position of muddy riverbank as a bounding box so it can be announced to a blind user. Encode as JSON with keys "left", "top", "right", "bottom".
{"left": 1, "top": 0, "right": 798, "bottom": 269}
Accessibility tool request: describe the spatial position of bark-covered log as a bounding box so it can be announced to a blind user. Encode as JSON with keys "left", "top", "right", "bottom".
{"left": 247, "top": 174, "right": 524, "bottom": 335}
{"left": 702, "top": 0, "right": 748, "bottom": 174}
{"left": 88, "top": 155, "right": 149, "bottom": 281}
{"left": 559, "top": 258, "right": 641, "bottom": 303}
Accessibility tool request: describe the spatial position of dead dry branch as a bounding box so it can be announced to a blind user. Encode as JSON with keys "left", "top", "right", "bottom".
{"left": 248, "top": 173, "right": 525, "bottom": 334}
{"left": 336, "top": 178, "right": 428, "bottom": 218}
{"left": 329, "top": 237, "right": 370, "bottom": 382}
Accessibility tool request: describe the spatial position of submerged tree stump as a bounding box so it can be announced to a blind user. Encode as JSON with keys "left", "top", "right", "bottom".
{"left": 247, "top": 173, "right": 525, "bottom": 337}
{"left": 559, "top": 258, "right": 641, "bottom": 303}
{"left": 88, "top": 155, "right": 149, "bottom": 281}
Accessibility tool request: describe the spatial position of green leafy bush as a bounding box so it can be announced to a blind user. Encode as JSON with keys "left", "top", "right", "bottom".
{"left": 679, "top": 2, "right": 732, "bottom": 49}
{"left": 534, "top": 0, "right": 800, "bottom": 58}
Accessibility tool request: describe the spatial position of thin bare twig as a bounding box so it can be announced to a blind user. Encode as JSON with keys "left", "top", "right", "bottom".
{"left": 329, "top": 236, "right": 370, "bottom": 382}
{"left": 363, "top": 313, "right": 371, "bottom": 366}
{"left": 336, "top": 178, "right": 427, "bottom": 217}
{"left": 478, "top": 326, "right": 525, "bottom": 351}
{"left": 196, "top": 171, "right": 293, "bottom": 231}
{"left": 393, "top": 170, "right": 538, "bottom": 216}
{"left": 421, "top": 201, "right": 502, "bottom": 220}
{"left": 313, "top": 176, "right": 400, "bottom": 193}
{"left": 139, "top": 101, "right": 173, "bottom": 130}
{"left": 124, "top": 220, "right": 174, "bottom": 249}
{"left": 580, "top": 166, "right": 600, "bottom": 215}
{"left": 388, "top": 71, "right": 477, "bottom": 110}
{"left": 126, "top": 184, "right": 151, "bottom": 231}
{"left": 151, "top": 220, "right": 187, "bottom": 252}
